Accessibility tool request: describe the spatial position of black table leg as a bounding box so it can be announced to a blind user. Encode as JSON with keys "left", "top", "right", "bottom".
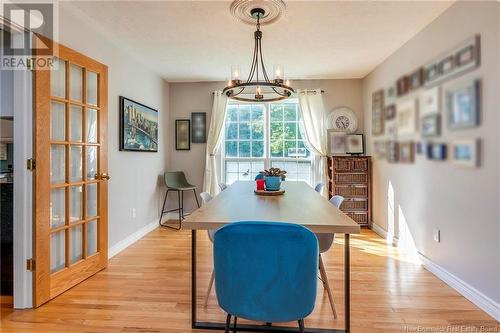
{"left": 192, "top": 229, "right": 197, "bottom": 327}
{"left": 344, "top": 234, "right": 350, "bottom": 333}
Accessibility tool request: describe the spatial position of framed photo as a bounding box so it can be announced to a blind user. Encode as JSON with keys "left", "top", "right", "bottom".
{"left": 385, "top": 84, "right": 397, "bottom": 106}
{"left": 396, "top": 76, "right": 410, "bottom": 96}
{"left": 387, "top": 141, "right": 399, "bottom": 163}
{"left": 420, "top": 86, "right": 440, "bottom": 116}
{"left": 346, "top": 134, "right": 364, "bottom": 155}
{"left": 371, "top": 90, "right": 385, "bottom": 136}
{"left": 396, "top": 99, "right": 418, "bottom": 136}
{"left": 175, "top": 119, "right": 191, "bottom": 150}
{"left": 386, "top": 120, "right": 397, "bottom": 139}
{"left": 450, "top": 139, "right": 480, "bottom": 168}
{"left": 421, "top": 115, "right": 441, "bottom": 138}
{"left": 327, "top": 130, "right": 347, "bottom": 155}
{"left": 119, "top": 96, "right": 158, "bottom": 152}
{"left": 191, "top": 112, "right": 207, "bottom": 143}
{"left": 416, "top": 142, "right": 424, "bottom": 155}
{"left": 373, "top": 140, "right": 387, "bottom": 160}
{"left": 424, "top": 35, "right": 480, "bottom": 87}
{"left": 426, "top": 143, "right": 447, "bottom": 161}
{"left": 446, "top": 79, "right": 481, "bottom": 130}
{"left": 408, "top": 68, "right": 424, "bottom": 91}
{"left": 399, "top": 141, "right": 415, "bottom": 163}
{"left": 385, "top": 104, "right": 396, "bottom": 120}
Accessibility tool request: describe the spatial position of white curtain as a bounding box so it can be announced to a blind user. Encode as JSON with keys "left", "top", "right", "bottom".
{"left": 298, "top": 89, "right": 328, "bottom": 197}
{"left": 203, "top": 91, "right": 228, "bottom": 196}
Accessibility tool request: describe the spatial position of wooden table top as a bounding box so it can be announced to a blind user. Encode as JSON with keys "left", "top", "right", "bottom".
{"left": 182, "top": 181, "right": 360, "bottom": 234}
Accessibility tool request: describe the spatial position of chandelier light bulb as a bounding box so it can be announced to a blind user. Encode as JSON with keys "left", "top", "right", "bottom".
{"left": 231, "top": 65, "right": 241, "bottom": 81}
{"left": 274, "top": 64, "right": 284, "bottom": 80}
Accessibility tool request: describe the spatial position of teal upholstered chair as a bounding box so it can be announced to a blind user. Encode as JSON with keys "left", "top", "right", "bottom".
{"left": 213, "top": 221, "right": 318, "bottom": 332}
{"left": 158, "top": 171, "right": 200, "bottom": 230}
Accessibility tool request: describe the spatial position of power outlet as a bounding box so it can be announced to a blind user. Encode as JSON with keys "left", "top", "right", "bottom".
{"left": 132, "top": 208, "right": 137, "bottom": 219}
{"left": 433, "top": 228, "right": 440, "bottom": 243}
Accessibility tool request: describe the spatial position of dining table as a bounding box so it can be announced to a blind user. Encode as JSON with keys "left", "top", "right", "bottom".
{"left": 182, "top": 180, "right": 360, "bottom": 333}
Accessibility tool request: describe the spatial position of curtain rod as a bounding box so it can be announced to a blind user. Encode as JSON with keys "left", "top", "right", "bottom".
{"left": 212, "top": 90, "right": 325, "bottom": 95}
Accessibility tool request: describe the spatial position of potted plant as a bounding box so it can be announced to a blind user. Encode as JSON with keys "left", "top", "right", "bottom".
{"left": 263, "top": 168, "right": 287, "bottom": 191}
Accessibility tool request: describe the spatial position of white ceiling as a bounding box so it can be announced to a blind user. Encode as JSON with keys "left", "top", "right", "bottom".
{"left": 64, "top": 1, "right": 454, "bottom": 82}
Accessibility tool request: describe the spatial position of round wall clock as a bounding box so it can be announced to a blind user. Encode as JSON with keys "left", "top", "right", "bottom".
{"left": 326, "top": 107, "right": 358, "bottom": 133}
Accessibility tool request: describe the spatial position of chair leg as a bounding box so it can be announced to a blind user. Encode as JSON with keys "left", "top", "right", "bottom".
{"left": 233, "top": 316, "right": 237, "bottom": 333}
{"left": 193, "top": 188, "right": 200, "bottom": 208}
{"left": 298, "top": 319, "right": 305, "bottom": 333}
{"left": 319, "top": 254, "right": 338, "bottom": 319}
{"left": 203, "top": 270, "right": 215, "bottom": 307}
{"left": 181, "top": 190, "right": 185, "bottom": 219}
{"left": 225, "top": 314, "right": 232, "bottom": 333}
{"left": 158, "top": 189, "right": 169, "bottom": 226}
{"left": 177, "top": 190, "right": 182, "bottom": 223}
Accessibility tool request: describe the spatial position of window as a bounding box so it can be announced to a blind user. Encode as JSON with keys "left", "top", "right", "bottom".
{"left": 222, "top": 100, "right": 312, "bottom": 185}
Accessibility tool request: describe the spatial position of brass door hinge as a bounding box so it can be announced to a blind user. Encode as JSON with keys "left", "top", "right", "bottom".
{"left": 27, "top": 158, "right": 35, "bottom": 171}
{"left": 26, "top": 258, "right": 35, "bottom": 271}
{"left": 26, "top": 58, "right": 34, "bottom": 71}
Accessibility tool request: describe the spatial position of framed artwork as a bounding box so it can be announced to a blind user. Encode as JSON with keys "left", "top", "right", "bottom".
{"left": 427, "top": 143, "right": 447, "bottom": 161}
{"left": 399, "top": 142, "right": 415, "bottom": 163}
{"left": 119, "top": 96, "right": 159, "bottom": 152}
{"left": 386, "top": 120, "right": 397, "bottom": 139}
{"left": 450, "top": 139, "right": 480, "bottom": 168}
{"left": 385, "top": 84, "right": 397, "bottom": 106}
{"left": 420, "top": 86, "right": 440, "bottom": 116}
{"left": 371, "top": 90, "right": 385, "bottom": 136}
{"left": 421, "top": 115, "right": 441, "bottom": 138}
{"left": 327, "top": 130, "right": 347, "bottom": 155}
{"left": 385, "top": 104, "right": 396, "bottom": 120}
{"left": 446, "top": 79, "right": 481, "bottom": 130}
{"left": 408, "top": 68, "right": 424, "bottom": 91}
{"left": 346, "top": 134, "right": 364, "bottom": 155}
{"left": 387, "top": 141, "right": 399, "bottom": 163}
{"left": 396, "top": 99, "right": 418, "bottom": 136}
{"left": 191, "top": 112, "right": 207, "bottom": 143}
{"left": 373, "top": 140, "right": 387, "bottom": 159}
{"left": 175, "top": 119, "right": 191, "bottom": 150}
{"left": 424, "top": 35, "right": 480, "bottom": 87}
{"left": 416, "top": 142, "right": 424, "bottom": 155}
{"left": 396, "top": 76, "right": 410, "bottom": 96}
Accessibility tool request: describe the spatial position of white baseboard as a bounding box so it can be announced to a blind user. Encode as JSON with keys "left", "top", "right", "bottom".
{"left": 418, "top": 252, "right": 500, "bottom": 321}
{"left": 370, "top": 222, "right": 398, "bottom": 246}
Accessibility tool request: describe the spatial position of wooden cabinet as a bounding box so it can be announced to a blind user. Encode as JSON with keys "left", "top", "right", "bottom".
{"left": 328, "top": 156, "right": 372, "bottom": 227}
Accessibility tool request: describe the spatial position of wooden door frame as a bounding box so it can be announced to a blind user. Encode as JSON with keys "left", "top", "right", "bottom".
{"left": 33, "top": 35, "right": 108, "bottom": 307}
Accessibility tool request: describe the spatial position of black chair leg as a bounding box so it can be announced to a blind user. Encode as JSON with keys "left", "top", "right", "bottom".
{"left": 177, "top": 190, "right": 182, "bottom": 223}
{"left": 193, "top": 188, "right": 200, "bottom": 208}
{"left": 233, "top": 316, "right": 237, "bottom": 333}
{"left": 298, "top": 319, "right": 305, "bottom": 333}
{"left": 158, "top": 189, "right": 169, "bottom": 227}
{"left": 225, "top": 314, "right": 232, "bottom": 333}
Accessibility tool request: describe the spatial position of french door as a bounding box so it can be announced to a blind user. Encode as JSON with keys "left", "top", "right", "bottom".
{"left": 33, "top": 36, "right": 108, "bottom": 306}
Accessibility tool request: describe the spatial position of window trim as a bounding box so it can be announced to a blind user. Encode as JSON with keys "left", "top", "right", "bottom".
{"left": 220, "top": 100, "right": 313, "bottom": 185}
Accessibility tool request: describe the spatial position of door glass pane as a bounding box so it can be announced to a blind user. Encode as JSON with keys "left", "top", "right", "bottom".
{"left": 86, "top": 108, "right": 98, "bottom": 143}
{"left": 50, "top": 145, "right": 65, "bottom": 184}
{"left": 86, "top": 183, "right": 97, "bottom": 217}
{"left": 50, "top": 188, "right": 65, "bottom": 228}
{"left": 50, "top": 231, "right": 66, "bottom": 273}
{"left": 51, "top": 101, "right": 65, "bottom": 141}
{"left": 51, "top": 58, "right": 66, "bottom": 98}
{"left": 70, "top": 64, "right": 83, "bottom": 101}
{"left": 87, "top": 220, "right": 98, "bottom": 256}
{"left": 70, "top": 225, "right": 83, "bottom": 264}
{"left": 86, "top": 146, "right": 98, "bottom": 179}
{"left": 86, "top": 71, "right": 98, "bottom": 106}
{"left": 69, "top": 186, "right": 82, "bottom": 223}
{"left": 69, "top": 145, "right": 82, "bottom": 182}
{"left": 70, "top": 105, "right": 83, "bottom": 141}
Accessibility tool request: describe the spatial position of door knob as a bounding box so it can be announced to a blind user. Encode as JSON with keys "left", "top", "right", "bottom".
{"left": 94, "top": 173, "right": 111, "bottom": 180}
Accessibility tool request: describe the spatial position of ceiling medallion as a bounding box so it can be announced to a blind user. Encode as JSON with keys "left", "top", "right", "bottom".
{"left": 223, "top": 1, "right": 294, "bottom": 103}
{"left": 230, "top": 0, "right": 286, "bottom": 26}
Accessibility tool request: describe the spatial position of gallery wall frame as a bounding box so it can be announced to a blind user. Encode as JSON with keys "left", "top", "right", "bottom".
{"left": 175, "top": 119, "right": 191, "bottom": 151}
{"left": 191, "top": 112, "right": 207, "bottom": 143}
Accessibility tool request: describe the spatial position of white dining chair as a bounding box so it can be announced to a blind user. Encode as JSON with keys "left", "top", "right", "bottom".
{"left": 315, "top": 195, "right": 345, "bottom": 319}
{"left": 314, "top": 182, "right": 324, "bottom": 193}
{"left": 218, "top": 183, "right": 227, "bottom": 192}
{"left": 199, "top": 192, "right": 216, "bottom": 306}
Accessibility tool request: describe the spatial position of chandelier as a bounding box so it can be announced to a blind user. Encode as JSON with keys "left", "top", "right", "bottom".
{"left": 223, "top": 7, "right": 294, "bottom": 103}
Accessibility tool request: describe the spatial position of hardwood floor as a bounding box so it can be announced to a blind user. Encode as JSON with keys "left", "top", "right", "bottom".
{"left": 1, "top": 228, "right": 498, "bottom": 332}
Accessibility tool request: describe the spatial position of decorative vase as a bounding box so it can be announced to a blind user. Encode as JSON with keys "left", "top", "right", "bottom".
{"left": 264, "top": 176, "right": 281, "bottom": 191}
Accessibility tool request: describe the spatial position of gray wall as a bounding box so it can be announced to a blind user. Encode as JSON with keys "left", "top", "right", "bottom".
{"left": 168, "top": 79, "right": 363, "bottom": 212}
{"left": 362, "top": 2, "right": 500, "bottom": 304}
{"left": 59, "top": 4, "right": 170, "bottom": 248}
